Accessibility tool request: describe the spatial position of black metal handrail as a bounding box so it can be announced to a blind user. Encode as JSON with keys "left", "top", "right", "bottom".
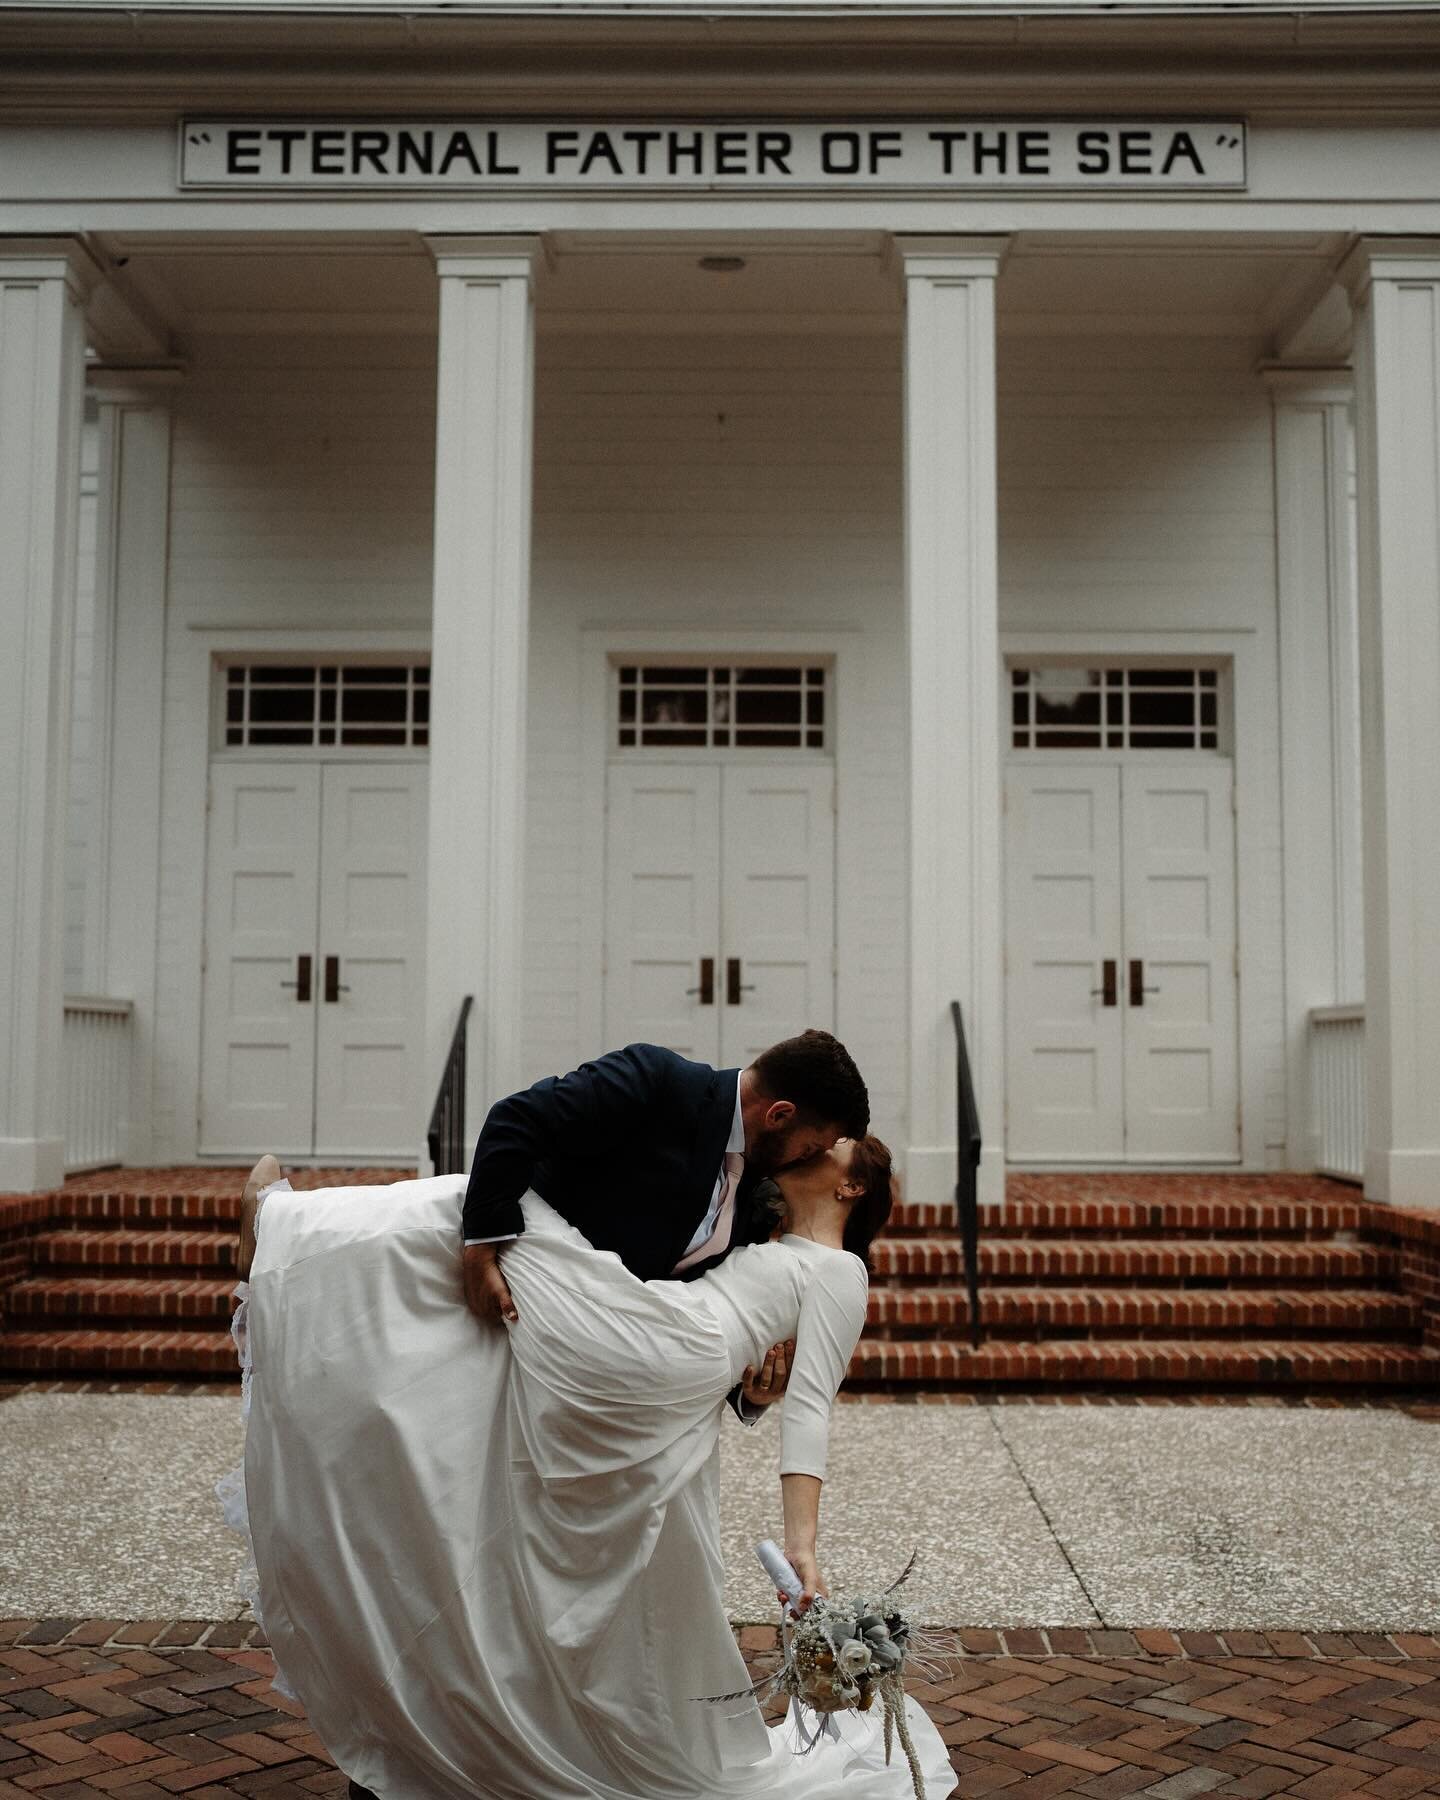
{"left": 427, "top": 995, "right": 474, "bottom": 1177}
{"left": 950, "top": 1000, "right": 984, "bottom": 1350}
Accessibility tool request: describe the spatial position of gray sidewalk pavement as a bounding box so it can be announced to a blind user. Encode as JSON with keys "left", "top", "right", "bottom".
{"left": 2, "top": 1390, "right": 1438, "bottom": 1629}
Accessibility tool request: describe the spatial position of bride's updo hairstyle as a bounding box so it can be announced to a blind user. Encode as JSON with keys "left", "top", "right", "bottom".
{"left": 841, "top": 1135, "right": 895, "bottom": 1276}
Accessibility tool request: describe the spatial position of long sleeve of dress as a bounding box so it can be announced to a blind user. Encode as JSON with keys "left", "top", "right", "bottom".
{"left": 778, "top": 1250, "right": 870, "bottom": 1480}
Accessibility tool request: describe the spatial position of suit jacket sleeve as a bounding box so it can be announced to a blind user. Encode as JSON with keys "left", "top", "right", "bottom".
{"left": 461, "top": 1043, "right": 681, "bottom": 1241}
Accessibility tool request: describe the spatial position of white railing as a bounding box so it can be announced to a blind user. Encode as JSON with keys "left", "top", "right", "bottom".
{"left": 1309, "top": 1004, "right": 1365, "bottom": 1183}
{"left": 62, "top": 996, "right": 134, "bottom": 1173}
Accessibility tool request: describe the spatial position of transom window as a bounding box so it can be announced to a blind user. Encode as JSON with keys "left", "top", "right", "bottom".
{"left": 616, "top": 664, "right": 827, "bottom": 750}
{"left": 1010, "top": 665, "right": 1220, "bottom": 751}
{"left": 221, "top": 662, "right": 430, "bottom": 749}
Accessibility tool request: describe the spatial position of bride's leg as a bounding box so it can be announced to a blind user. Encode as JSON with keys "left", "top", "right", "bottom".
{"left": 237, "top": 1154, "right": 282, "bottom": 1280}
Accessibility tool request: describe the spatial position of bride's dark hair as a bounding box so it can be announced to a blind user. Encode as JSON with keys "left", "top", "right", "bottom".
{"left": 841, "top": 1135, "right": 895, "bottom": 1276}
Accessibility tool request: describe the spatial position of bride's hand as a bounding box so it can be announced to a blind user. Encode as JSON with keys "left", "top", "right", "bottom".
{"left": 741, "top": 1339, "right": 794, "bottom": 1408}
{"left": 781, "top": 1546, "right": 827, "bottom": 1614}
{"left": 463, "top": 1243, "right": 518, "bottom": 1325}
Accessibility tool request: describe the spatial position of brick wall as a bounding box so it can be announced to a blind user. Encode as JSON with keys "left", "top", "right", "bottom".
{"left": 0, "top": 1195, "right": 53, "bottom": 1309}
{"left": 1363, "top": 1202, "right": 1440, "bottom": 1351}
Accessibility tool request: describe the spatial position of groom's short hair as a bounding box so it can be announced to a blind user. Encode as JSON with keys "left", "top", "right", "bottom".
{"left": 750, "top": 1029, "right": 869, "bottom": 1137}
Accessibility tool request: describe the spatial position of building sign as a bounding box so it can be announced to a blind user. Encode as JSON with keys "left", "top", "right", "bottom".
{"left": 180, "top": 119, "right": 1246, "bottom": 190}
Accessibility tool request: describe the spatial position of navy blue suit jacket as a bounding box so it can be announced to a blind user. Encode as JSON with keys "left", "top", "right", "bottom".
{"left": 462, "top": 1043, "right": 772, "bottom": 1422}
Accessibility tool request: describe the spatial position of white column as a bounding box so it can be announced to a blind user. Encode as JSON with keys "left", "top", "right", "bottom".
{"left": 87, "top": 367, "right": 180, "bottom": 1164}
{"left": 1263, "top": 367, "right": 1364, "bottom": 1169}
{"left": 0, "top": 241, "right": 98, "bottom": 1192}
{"left": 900, "top": 236, "right": 1009, "bottom": 1210}
{"left": 1338, "top": 237, "right": 1440, "bottom": 1209}
{"left": 424, "top": 236, "right": 538, "bottom": 1159}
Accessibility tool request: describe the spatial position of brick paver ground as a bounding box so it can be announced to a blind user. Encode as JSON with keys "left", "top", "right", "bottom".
{"left": 2, "top": 1621, "right": 1438, "bottom": 1797}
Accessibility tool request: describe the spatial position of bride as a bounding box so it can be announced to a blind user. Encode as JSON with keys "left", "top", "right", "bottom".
{"left": 221, "top": 1135, "right": 958, "bottom": 1800}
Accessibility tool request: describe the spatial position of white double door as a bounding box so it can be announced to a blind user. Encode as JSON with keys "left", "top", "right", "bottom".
{"left": 200, "top": 761, "right": 428, "bottom": 1158}
{"left": 1004, "top": 760, "right": 1239, "bottom": 1162}
{"left": 605, "top": 763, "right": 835, "bottom": 1066}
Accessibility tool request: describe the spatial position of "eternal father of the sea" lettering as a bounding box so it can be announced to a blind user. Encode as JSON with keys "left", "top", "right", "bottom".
{"left": 180, "top": 120, "right": 1247, "bottom": 189}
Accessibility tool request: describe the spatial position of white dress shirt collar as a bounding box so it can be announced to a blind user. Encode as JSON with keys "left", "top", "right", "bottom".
{"left": 726, "top": 1070, "right": 745, "bottom": 1159}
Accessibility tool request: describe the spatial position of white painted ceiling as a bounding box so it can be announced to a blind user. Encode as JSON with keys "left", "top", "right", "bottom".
{"left": 94, "top": 231, "right": 1348, "bottom": 348}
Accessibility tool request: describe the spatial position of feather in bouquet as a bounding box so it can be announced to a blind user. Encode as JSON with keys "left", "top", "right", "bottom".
{"left": 696, "top": 1541, "right": 956, "bottom": 1800}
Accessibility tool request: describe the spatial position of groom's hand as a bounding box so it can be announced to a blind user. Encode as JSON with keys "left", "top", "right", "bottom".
{"left": 741, "top": 1339, "right": 794, "bottom": 1408}
{"left": 463, "top": 1243, "right": 518, "bottom": 1326}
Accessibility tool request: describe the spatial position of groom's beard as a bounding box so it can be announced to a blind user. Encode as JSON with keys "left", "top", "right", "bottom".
{"left": 747, "top": 1129, "right": 820, "bottom": 1177}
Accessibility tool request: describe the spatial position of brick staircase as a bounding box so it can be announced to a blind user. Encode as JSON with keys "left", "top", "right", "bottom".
{"left": 0, "top": 1168, "right": 412, "bottom": 1378}
{"left": 854, "top": 1171, "right": 1440, "bottom": 1395}
{"left": 2, "top": 1167, "right": 1438, "bottom": 1392}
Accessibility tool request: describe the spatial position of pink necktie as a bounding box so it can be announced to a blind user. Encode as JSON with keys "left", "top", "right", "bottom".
{"left": 672, "top": 1150, "right": 744, "bottom": 1273}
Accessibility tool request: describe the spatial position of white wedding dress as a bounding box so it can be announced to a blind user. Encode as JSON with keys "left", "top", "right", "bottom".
{"left": 219, "top": 1172, "right": 957, "bottom": 1800}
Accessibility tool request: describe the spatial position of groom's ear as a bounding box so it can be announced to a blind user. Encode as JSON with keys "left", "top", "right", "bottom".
{"left": 763, "top": 1099, "right": 797, "bottom": 1130}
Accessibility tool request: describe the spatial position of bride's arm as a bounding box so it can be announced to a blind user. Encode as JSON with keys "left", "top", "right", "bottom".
{"left": 773, "top": 1252, "right": 869, "bottom": 1610}
{"left": 780, "top": 1474, "right": 824, "bottom": 1609}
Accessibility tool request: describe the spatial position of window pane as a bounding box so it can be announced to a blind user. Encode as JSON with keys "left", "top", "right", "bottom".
{"left": 343, "top": 688, "right": 407, "bottom": 726}
{"left": 1035, "top": 688, "right": 1101, "bottom": 728}
{"left": 250, "top": 686, "right": 316, "bottom": 726}
{"left": 249, "top": 725, "right": 315, "bottom": 746}
{"left": 736, "top": 690, "right": 802, "bottom": 728}
{"left": 1129, "top": 691, "right": 1195, "bottom": 730}
{"left": 642, "top": 689, "right": 706, "bottom": 727}
{"left": 1036, "top": 728, "right": 1102, "bottom": 749}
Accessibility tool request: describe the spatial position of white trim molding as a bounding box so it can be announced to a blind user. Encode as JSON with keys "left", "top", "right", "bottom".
{"left": 900, "top": 234, "right": 1009, "bottom": 1210}
{"left": 0, "top": 240, "right": 96, "bottom": 1191}
{"left": 423, "top": 234, "right": 540, "bottom": 1164}
{"left": 87, "top": 365, "right": 179, "bottom": 1164}
{"left": 1262, "top": 364, "right": 1363, "bottom": 1176}
{"left": 1339, "top": 235, "right": 1440, "bottom": 1209}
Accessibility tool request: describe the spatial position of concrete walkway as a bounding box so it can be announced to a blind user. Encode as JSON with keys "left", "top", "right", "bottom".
{"left": 3, "top": 1391, "right": 1438, "bottom": 1629}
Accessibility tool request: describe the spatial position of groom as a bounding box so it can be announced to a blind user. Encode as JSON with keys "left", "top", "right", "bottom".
{"left": 460, "top": 1027, "right": 870, "bottom": 1425}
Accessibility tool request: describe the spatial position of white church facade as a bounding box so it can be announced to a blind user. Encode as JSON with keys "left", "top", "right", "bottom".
{"left": 3, "top": 0, "right": 1439, "bottom": 1215}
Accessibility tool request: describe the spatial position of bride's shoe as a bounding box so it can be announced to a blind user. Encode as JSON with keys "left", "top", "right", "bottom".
{"left": 346, "top": 1782, "right": 378, "bottom": 1799}
{"left": 237, "top": 1154, "right": 282, "bottom": 1280}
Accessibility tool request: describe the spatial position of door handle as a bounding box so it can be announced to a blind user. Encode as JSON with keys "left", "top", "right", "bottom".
{"left": 279, "top": 954, "right": 312, "bottom": 1002}
{"left": 1089, "top": 959, "right": 1118, "bottom": 1007}
{"left": 685, "top": 957, "right": 715, "bottom": 1005}
{"left": 726, "top": 958, "right": 757, "bottom": 1006}
{"left": 1128, "top": 958, "right": 1161, "bottom": 1006}
{"left": 324, "top": 955, "right": 351, "bottom": 1003}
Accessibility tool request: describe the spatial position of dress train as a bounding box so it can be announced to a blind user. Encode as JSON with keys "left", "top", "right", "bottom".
{"left": 218, "top": 1173, "right": 957, "bottom": 1799}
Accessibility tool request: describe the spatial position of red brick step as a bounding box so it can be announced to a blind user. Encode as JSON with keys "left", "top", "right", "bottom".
{"left": 0, "top": 1326, "right": 237, "bottom": 1376}
{"left": 871, "top": 1236, "right": 1392, "bottom": 1285}
{"left": 866, "top": 1283, "right": 1423, "bottom": 1339}
{"left": 889, "top": 1195, "right": 1364, "bottom": 1239}
{"left": 28, "top": 1227, "right": 237, "bottom": 1275}
{"left": 848, "top": 1336, "right": 1440, "bottom": 1388}
{"left": 5, "top": 1274, "right": 235, "bottom": 1324}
